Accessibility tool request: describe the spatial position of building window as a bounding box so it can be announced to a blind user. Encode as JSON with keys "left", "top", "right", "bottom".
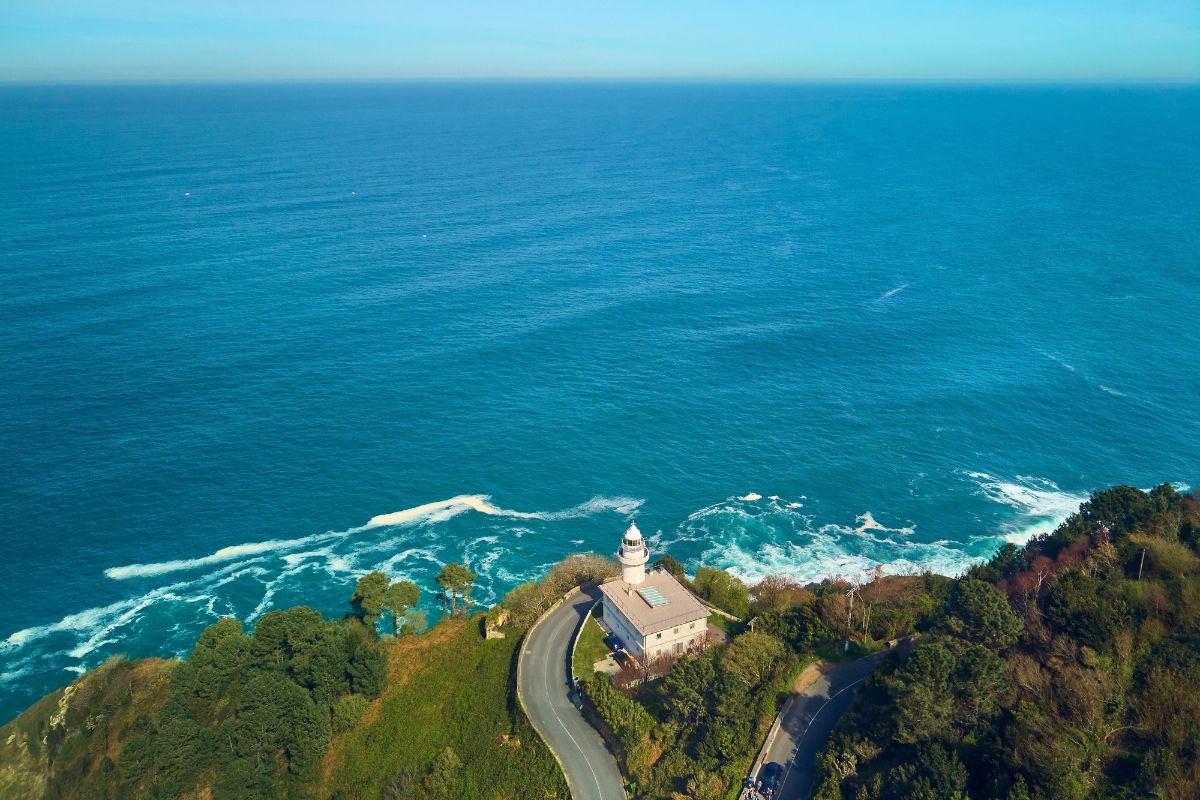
{"left": 673, "top": 627, "right": 679, "bottom": 634}
{"left": 690, "top": 623, "right": 696, "bottom": 630}
{"left": 656, "top": 632, "right": 662, "bottom": 639}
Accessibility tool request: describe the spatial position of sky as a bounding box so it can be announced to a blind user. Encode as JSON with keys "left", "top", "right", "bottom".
{"left": 1, "top": 1, "right": 1198, "bottom": 83}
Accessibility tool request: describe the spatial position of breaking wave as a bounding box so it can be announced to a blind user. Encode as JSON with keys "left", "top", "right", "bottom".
{"left": 665, "top": 494, "right": 943, "bottom": 584}
{"left": 105, "top": 494, "right": 642, "bottom": 582}
{"left": 966, "top": 472, "right": 1088, "bottom": 544}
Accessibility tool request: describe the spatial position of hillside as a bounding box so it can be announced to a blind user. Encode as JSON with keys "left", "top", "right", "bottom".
{"left": 813, "top": 484, "right": 1200, "bottom": 800}
{"left": 0, "top": 613, "right": 564, "bottom": 800}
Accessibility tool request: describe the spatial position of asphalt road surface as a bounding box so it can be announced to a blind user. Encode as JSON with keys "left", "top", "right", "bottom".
{"left": 763, "top": 652, "right": 890, "bottom": 800}
{"left": 518, "top": 586, "right": 626, "bottom": 800}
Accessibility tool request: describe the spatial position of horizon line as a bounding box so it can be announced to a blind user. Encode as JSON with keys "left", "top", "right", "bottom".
{"left": 2, "top": 76, "right": 1198, "bottom": 88}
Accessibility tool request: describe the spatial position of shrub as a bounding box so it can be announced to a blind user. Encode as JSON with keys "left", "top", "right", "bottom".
{"left": 692, "top": 567, "right": 750, "bottom": 618}
{"left": 1129, "top": 534, "right": 1200, "bottom": 579}
{"left": 499, "top": 554, "right": 619, "bottom": 632}
{"left": 332, "top": 693, "right": 369, "bottom": 733}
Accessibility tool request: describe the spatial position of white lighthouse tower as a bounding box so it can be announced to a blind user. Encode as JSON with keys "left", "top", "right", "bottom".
{"left": 617, "top": 521, "right": 649, "bottom": 585}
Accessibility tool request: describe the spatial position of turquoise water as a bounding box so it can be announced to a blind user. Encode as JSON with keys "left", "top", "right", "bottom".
{"left": 1, "top": 84, "right": 1197, "bottom": 722}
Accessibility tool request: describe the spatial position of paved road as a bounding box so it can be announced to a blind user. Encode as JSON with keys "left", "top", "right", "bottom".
{"left": 762, "top": 653, "right": 889, "bottom": 800}
{"left": 518, "top": 586, "right": 626, "bottom": 800}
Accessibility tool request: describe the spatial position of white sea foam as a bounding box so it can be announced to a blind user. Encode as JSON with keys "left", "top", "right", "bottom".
{"left": 740, "top": 492, "right": 763, "bottom": 501}
{"left": 855, "top": 512, "right": 884, "bottom": 533}
{"left": 700, "top": 525, "right": 971, "bottom": 586}
{"left": 874, "top": 283, "right": 909, "bottom": 303}
{"left": 105, "top": 532, "right": 343, "bottom": 580}
{"left": 367, "top": 494, "right": 642, "bottom": 527}
{"left": 377, "top": 547, "right": 442, "bottom": 574}
{"left": 3, "top": 560, "right": 258, "bottom": 657}
{"left": 671, "top": 497, "right": 934, "bottom": 585}
{"left": 1045, "top": 353, "right": 1077, "bottom": 372}
{"left": 968, "top": 472, "right": 1088, "bottom": 544}
{"left": 1098, "top": 385, "right": 1125, "bottom": 397}
{"left": 105, "top": 493, "right": 641, "bottom": 584}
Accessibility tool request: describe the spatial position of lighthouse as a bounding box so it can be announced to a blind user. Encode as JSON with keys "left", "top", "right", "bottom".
{"left": 617, "top": 521, "right": 649, "bottom": 585}
{"left": 600, "top": 520, "right": 710, "bottom": 661}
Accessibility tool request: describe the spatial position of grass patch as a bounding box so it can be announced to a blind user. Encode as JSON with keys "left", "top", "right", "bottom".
{"left": 573, "top": 613, "right": 610, "bottom": 681}
{"left": 320, "top": 616, "right": 567, "bottom": 799}
{"left": 707, "top": 612, "right": 746, "bottom": 637}
{"left": 813, "top": 637, "right": 889, "bottom": 664}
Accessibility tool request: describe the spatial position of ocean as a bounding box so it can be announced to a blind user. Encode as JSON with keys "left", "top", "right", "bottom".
{"left": 1, "top": 83, "right": 1197, "bottom": 722}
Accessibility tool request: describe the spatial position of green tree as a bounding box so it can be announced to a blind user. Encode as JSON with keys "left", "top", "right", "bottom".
{"left": 653, "top": 554, "right": 687, "bottom": 580}
{"left": 332, "top": 693, "right": 369, "bottom": 734}
{"left": 1045, "top": 570, "right": 1130, "bottom": 651}
{"left": 422, "top": 746, "right": 463, "bottom": 799}
{"left": 385, "top": 579, "right": 420, "bottom": 636}
{"left": 345, "top": 622, "right": 388, "bottom": 697}
{"left": 887, "top": 743, "right": 969, "bottom": 800}
{"left": 436, "top": 563, "right": 477, "bottom": 616}
{"left": 719, "top": 631, "right": 789, "bottom": 689}
{"left": 659, "top": 654, "right": 717, "bottom": 725}
{"left": 755, "top": 605, "right": 833, "bottom": 651}
{"left": 885, "top": 638, "right": 1007, "bottom": 744}
{"left": 183, "top": 616, "right": 250, "bottom": 703}
{"left": 943, "top": 576, "right": 1022, "bottom": 649}
{"left": 351, "top": 571, "right": 391, "bottom": 630}
{"left": 692, "top": 566, "right": 750, "bottom": 618}
{"left": 402, "top": 608, "right": 427, "bottom": 635}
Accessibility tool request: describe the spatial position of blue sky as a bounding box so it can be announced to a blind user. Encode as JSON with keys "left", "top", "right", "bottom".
{"left": 2, "top": 1, "right": 1198, "bottom": 82}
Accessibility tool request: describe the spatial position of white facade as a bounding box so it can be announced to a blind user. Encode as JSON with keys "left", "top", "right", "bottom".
{"left": 606, "top": 611, "right": 706, "bottom": 660}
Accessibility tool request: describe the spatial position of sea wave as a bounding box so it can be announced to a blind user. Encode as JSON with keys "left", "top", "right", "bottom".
{"left": 966, "top": 472, "right": 1088, "bottom": 544}
{"left": 366, "top": 494, "right": 642, "bottom": 526}
{"left": 873, "top": 283, "right": 910, "bottom": 303}
{"left": 665, "top": 494, "right": 935, "bottom": 584}
{"left": 104, "top": 493, "right": 642, "bottom": 582}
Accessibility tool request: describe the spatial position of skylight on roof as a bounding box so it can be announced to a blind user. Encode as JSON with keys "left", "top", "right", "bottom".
{"left": 637, "top": 586, "right": 670, "bottom": 608}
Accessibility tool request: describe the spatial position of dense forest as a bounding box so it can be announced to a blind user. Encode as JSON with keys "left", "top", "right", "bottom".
{"left": 813, "top": 484, "right": 1200, "bottom": 800}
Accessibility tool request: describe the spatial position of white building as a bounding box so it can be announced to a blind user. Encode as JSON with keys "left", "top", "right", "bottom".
{"left": 599, "top": 522, "right": 709, "bottom": 661}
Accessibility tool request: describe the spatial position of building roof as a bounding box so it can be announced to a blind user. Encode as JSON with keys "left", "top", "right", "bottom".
{"left": 599, "top": 568, "right": 709, "bottom": 636}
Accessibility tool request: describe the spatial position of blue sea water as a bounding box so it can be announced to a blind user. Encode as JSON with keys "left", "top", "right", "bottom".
{"left": 1, "top": 83, "right": 1197, "bottom": 722}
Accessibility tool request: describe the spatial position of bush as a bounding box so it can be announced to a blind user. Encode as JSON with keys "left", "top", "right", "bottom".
{"left": 942, "top": 577, "right": 1022, "bottom": 649}
{"left": 332, "top": 693, "right": 369, "bottom": 733}
{"left": 692, "top": 567, "right": 750, "bottom": 618}
{"left": 1129, "top": 534, "right": 1200, "bottom": 579}
{"left": 499, "top": 554, "right": 619, "bottom": 633}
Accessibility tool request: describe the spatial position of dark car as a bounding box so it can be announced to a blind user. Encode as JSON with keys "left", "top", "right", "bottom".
{"left": 758, "top": 762, "right": 782, "bottom": 795}
{"left": 603, "top": 635, "right": 624, "bottom": 651}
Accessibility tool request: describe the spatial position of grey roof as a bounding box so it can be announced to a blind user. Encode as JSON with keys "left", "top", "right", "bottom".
{"left": 599, "top": 569, "right": 709, "bottom": 636}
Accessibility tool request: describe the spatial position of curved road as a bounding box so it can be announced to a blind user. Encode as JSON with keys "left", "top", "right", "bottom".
{"left": 518, "top": 586, "right": 626, "bottom": 800}
{"left": 761, "top": 643, "right": 909, "bottom": 800}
